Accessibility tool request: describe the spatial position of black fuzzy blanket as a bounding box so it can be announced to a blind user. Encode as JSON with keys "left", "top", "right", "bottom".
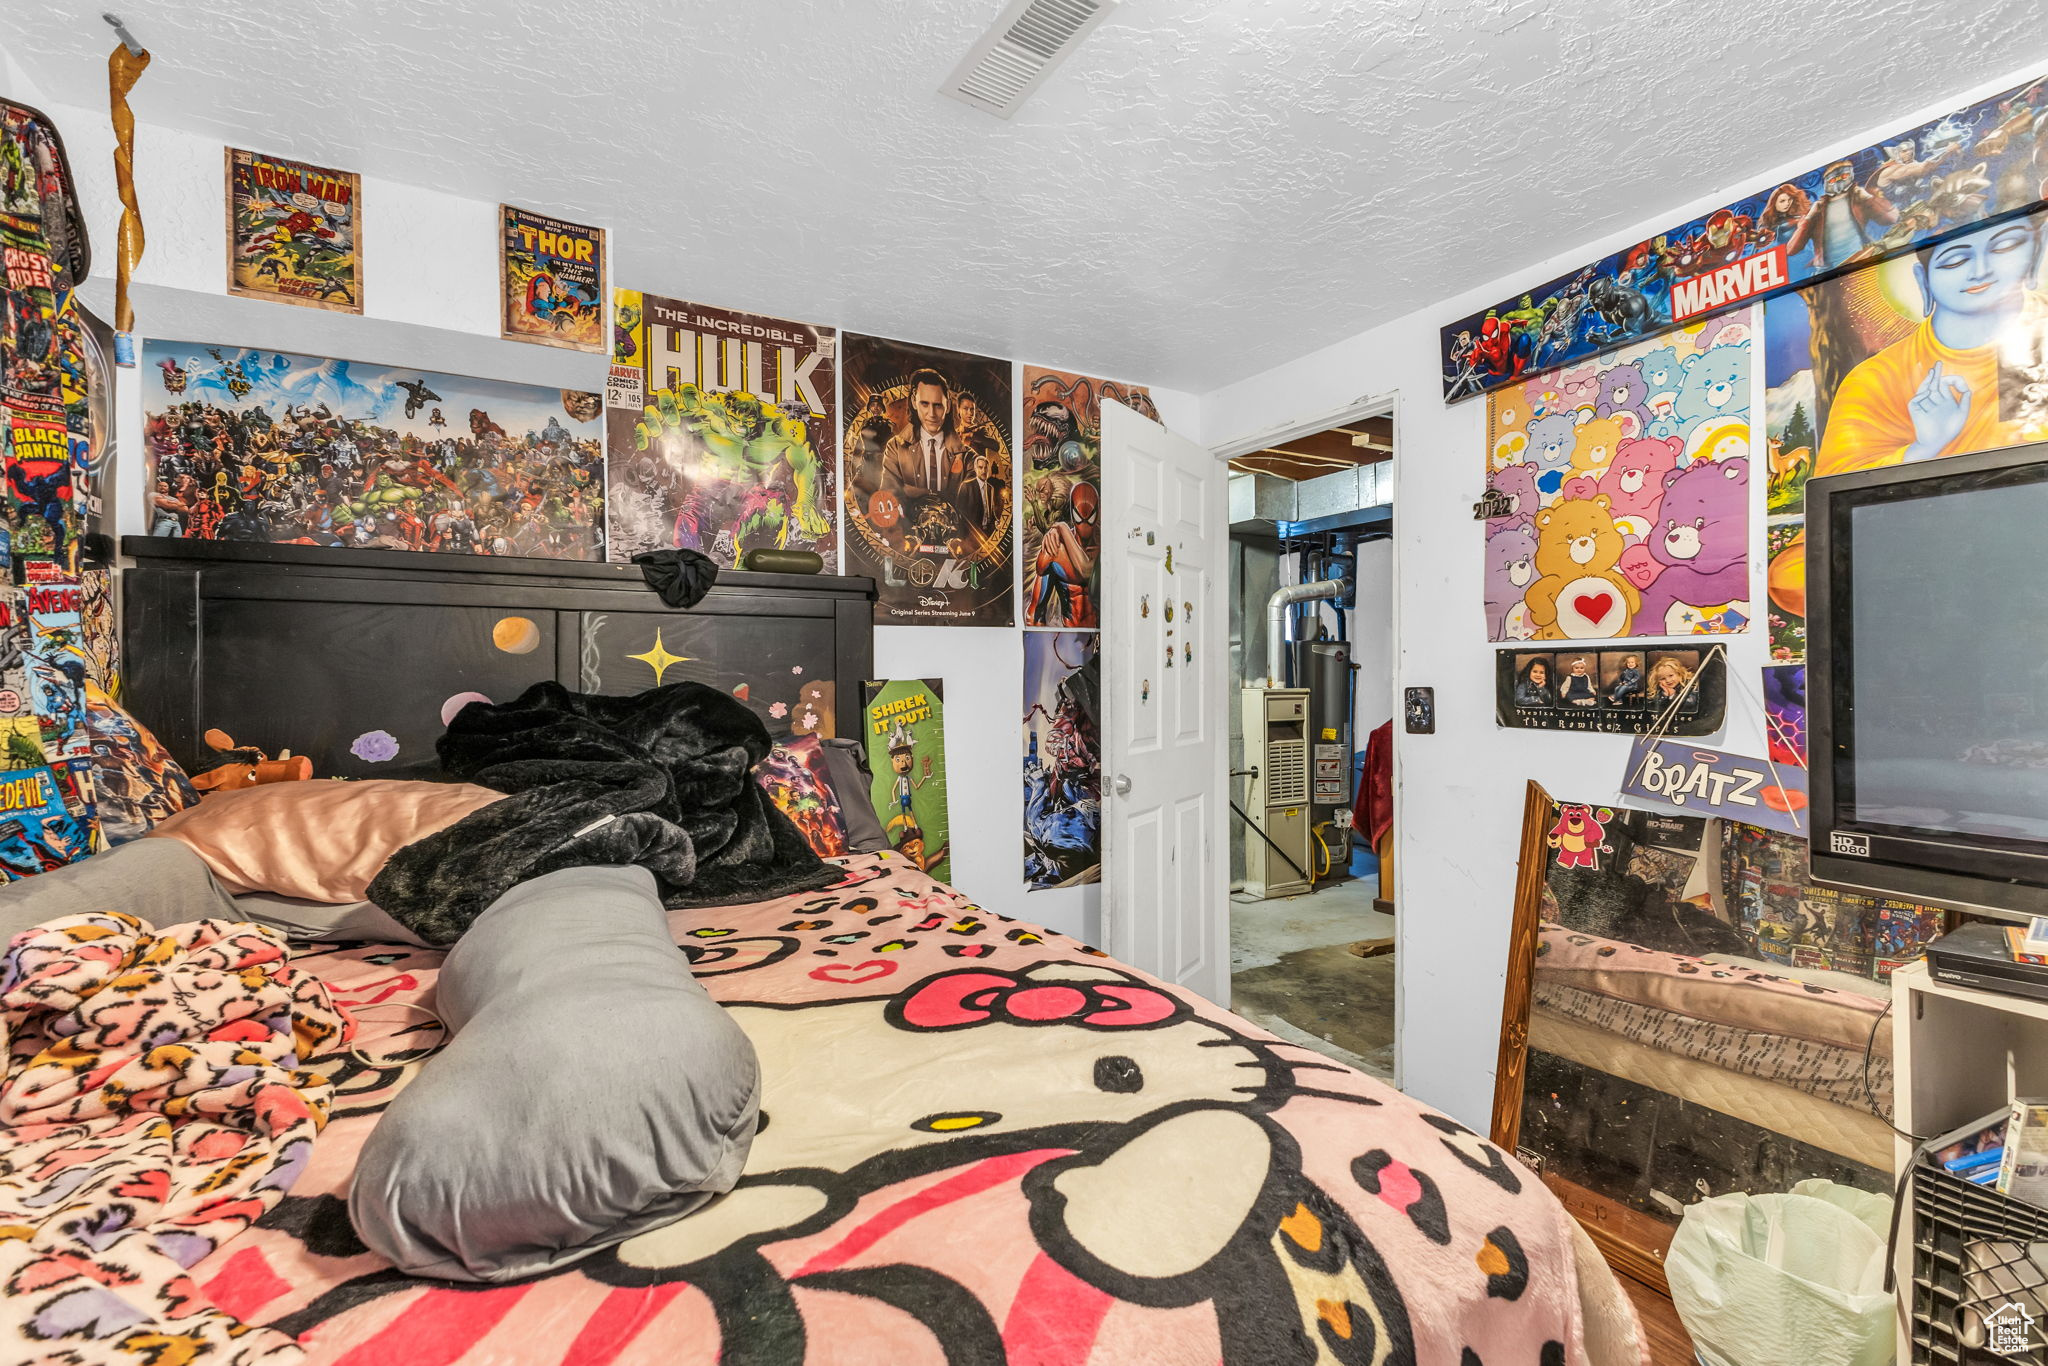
{"left": 369, "top": 681, "right": 838, "bottom": 945}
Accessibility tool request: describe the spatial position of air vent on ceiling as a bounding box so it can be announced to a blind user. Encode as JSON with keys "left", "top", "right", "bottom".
{"left": 941, "top": 0, "right": 1118, "bottom": 119}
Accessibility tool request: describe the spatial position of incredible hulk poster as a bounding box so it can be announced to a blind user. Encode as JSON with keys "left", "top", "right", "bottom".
{"left": 862, "top": 678, "right": 949, "bottom": 882}
{"left": 606, "top": 291, "right": 837, "bottom": 568}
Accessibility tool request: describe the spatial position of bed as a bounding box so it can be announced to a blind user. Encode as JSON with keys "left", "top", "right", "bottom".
{"left": 1520, "top": 922, "right": 1894, "bottom": 1237}
{"left": 86, "top": 540, "right": 1641, "bottom": 1365}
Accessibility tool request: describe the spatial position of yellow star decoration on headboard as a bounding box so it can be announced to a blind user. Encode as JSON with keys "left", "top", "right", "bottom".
{"left": 628, "top": 630, "right": 690, "bottom": 686}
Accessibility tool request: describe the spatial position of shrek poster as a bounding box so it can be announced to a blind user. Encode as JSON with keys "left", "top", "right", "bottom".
{"left": 862, "top": 679, "right": 949, "bottom": 881}
{"left": 842, "top": 335, "right": 1015, "bottom": 625}
{"left": 1763, "top": 208, "right": 2048, "bottom": 660}
{"left": 606, "top": 291, "right": 837, "bottom": 568}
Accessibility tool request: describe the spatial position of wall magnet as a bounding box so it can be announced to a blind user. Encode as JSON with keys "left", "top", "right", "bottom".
{"left": 1164, "top": 546, "right": 1174, "bottom": 573}
{"left": 1164, "top": 602, "right": 1174, "bottom": 623}
{"left": 1142, "top": 679, "right": 1151, "bottom": 701}
{"left": 1183, "top": 642, "right": 1191, "bottom": 664}
{"left": 1146, "top": 531, "right": 1155, "bottom": 545}
{"left": 1140, "top": 595, "right": 1150, "bottom": 618}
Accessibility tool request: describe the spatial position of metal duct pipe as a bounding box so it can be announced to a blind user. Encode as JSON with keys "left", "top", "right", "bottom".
{"left": 1266, "top": 579, "right": 1350, "bottom": 686}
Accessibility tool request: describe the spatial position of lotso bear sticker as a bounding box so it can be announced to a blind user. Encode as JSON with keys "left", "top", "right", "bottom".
{"left": 1547, "top": 803, "right": 1613, "bottom": 871}
{"left": 1484, "top": 311, "right": 1753, "bottom": 642}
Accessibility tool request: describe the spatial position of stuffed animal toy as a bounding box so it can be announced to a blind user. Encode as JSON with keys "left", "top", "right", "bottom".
{"left": 190, "top": 728, "right": 314, "bottom": 793}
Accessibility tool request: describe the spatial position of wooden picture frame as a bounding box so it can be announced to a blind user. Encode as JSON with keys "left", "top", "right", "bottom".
{"left": 1491, "top": 779, "right": 1551, "bottom": 1153}
{"left": 1493, "top": 780, "right": 1678, "bottom": 1295}
{"left": 498, "top": 205, "right": 605, "bottom": 353}
{"left": 224, "top": 147, "right": 363, "bottom": 314}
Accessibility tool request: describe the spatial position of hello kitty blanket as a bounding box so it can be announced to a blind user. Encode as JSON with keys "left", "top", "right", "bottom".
{"left": 177, "top": 855, "right": 1611, "bottom": 1365}
{"left": 0, "top": 912, "right": 348, "bottom": 1365}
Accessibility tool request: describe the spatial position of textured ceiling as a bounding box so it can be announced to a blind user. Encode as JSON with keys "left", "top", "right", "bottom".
{"left": 5, "top": 0, "right": 2047, "bottom": 390}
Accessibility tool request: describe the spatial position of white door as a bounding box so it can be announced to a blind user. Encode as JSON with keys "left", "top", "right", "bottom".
{"left": 1100, "top": 400, "right": 1228, "bottom": 1004}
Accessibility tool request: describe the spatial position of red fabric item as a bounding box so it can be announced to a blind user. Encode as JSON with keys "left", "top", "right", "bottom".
{"left": 1352, "top": 720, "right": 1394, "bottom": 847}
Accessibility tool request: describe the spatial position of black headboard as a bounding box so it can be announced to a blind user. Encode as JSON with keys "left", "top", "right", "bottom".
{"left": 120, "top": 538, "right": 876, "bottom": 780}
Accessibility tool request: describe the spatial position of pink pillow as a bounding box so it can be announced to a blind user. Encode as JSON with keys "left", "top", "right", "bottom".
{"left": 147, "top": 780, "right": 503, "bottom": 902}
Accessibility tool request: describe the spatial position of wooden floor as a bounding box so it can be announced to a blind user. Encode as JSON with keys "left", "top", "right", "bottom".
{"left": 1619, "top": 1274, "right": 1697, "bottom": 1365}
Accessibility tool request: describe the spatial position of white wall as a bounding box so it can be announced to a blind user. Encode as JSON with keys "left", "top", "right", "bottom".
{"left": 9, "top": 90, "right": 1198, "bottom": 945}
{"left": 1348, "top": 537, "right": 1394, "bottom": 749}
{"left": 1202, "top": 61, "right": 2047, "bottom": 1130}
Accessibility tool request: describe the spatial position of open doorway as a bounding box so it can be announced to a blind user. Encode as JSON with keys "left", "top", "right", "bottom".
{"left": 1224, "top": 413, "right": 1395, "bottom": 1079}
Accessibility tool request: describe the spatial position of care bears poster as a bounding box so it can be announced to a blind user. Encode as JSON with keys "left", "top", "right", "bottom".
{"left": 1763, "top": 208, "right": 2048, "bottom": 662}
{"left": 1483, "top": 309, "right": 1754, "bottom": 642}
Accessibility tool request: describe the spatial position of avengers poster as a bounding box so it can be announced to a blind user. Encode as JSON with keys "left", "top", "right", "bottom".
{"left": 862, "top": 679, "right": 949, "bottom": 882}
{"left": 842, "top": 334, "right": 1014, "bottom": 626}
{"left": 1762, "top": 206, "right": 2048, "bottom": 661}
{"left": 500, "top": 206, "right": 603, "bottom": 353}
{"left": 1020, "top": 367, "right": 1154, "bottom": 629}
{"left": 143, "top": 340, "right": 605, "bottom": 558}
{"left": 605, "top": 291, "right": 836, "bottom": 567}
{"left": 225, "top": 148, "right": 362, "bottom": 314}
{"left": 1483, "top": 309, "right": 1753, "bottom": 641}
{"left": 1023, "top": 631, "right": 1100, "bottom": 891}
{"left": 1443, "top": 74, "right": 2048, "bottom": 401}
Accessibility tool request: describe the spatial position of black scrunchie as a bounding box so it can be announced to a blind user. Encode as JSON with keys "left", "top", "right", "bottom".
{"left": 631, "top": 549, "right": 719, "bottom": 609}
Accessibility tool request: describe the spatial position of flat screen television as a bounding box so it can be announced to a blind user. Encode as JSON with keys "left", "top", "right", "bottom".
{"left": 1810, "top": 441, "right": 2048, "bottom": 917}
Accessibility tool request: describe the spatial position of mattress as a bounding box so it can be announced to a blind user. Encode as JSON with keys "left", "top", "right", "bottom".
{"left": 177, "top": 854, "right": 1632, "bottom": 1365}
{"left": 1530, "top": 1006, "right": 1893, "bottom": 1169}
{"left": 1536, "top": 921, "right": 1892, "bottom": 1112}
{"left": 1533, "top": 981, "right": 1891, "bottom": 1111}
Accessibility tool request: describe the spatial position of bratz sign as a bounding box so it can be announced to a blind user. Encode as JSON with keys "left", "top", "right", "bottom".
{"left": 1620, "top": 736, "right": 1808, "bottom": 836}
{"left": 1441, "top": 72, "right": 2048, "bottom": 401}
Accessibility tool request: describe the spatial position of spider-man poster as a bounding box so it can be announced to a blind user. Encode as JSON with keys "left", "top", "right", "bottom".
{"left": 1019, "top": 366, "right": 1154, "bottom": 630}
{"left": 841, "top": 334, "right": 1014, "bottom": 626}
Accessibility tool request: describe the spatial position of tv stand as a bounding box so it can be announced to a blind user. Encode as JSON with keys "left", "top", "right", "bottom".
{"left": 1892, "top": 960, "right": 2048, "bottom": 1363}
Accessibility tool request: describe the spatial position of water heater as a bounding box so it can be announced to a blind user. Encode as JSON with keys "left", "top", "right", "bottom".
{"left": 1240, "top": 687, "right": 1313, "bottom": 899}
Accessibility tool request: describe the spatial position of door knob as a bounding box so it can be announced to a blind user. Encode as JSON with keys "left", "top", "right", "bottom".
{"left": 1113, "top": 774, "right": 1132, "bottom": 796}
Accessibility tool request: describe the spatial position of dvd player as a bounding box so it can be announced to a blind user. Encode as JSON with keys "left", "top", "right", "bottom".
{"left": 1926, "top": 922, "right": 2048, "bottom": 1003}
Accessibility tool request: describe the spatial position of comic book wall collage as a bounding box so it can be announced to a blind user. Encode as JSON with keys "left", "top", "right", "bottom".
{"left": 0, "top": 103, "right": 126, "bottom": 880}
{"left": 93, "top": 129, "right": 1162, "bottom": 895}
{"left": 1474, "top": 75, "right": 2048, "bottom": 985}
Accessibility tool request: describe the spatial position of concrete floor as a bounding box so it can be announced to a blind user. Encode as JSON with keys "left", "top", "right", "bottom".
{"left": 1229, "top": 875, "right": 1396, "bottom": 1081}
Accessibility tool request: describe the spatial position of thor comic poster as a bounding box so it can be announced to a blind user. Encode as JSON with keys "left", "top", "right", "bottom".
{"left": 499, "top": 207, "right": 604, "bottom": 353}
{"left": 842, "top": 335, "right": 1014, "bottom": 626}
{"left": 607, "top": 292, "right": 837, "bottom": 569}
{"left": 224, "top": 148, "right": 362, "bottom": 314}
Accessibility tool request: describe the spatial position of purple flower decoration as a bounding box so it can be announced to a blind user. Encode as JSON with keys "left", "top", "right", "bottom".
{"left": 351, "top": 730, "right": 400, "bottom": 763}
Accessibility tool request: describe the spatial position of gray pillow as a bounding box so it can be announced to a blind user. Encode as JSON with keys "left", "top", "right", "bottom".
{"left": 227, "top": 893, "right": 432, "bottom": 947}
{"left": 819, "top": 737, "right": 889, "bottom": 854}
{"left": 0, "top": 838, "right": 238, "bottom": 942}
{"left": 348, "top": 864, "right": 759, "bottom": 1282}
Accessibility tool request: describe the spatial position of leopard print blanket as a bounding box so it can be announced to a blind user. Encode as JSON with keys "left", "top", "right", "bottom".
{"left": 0, "top": 913, "right": 347, "bottom": 1364}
